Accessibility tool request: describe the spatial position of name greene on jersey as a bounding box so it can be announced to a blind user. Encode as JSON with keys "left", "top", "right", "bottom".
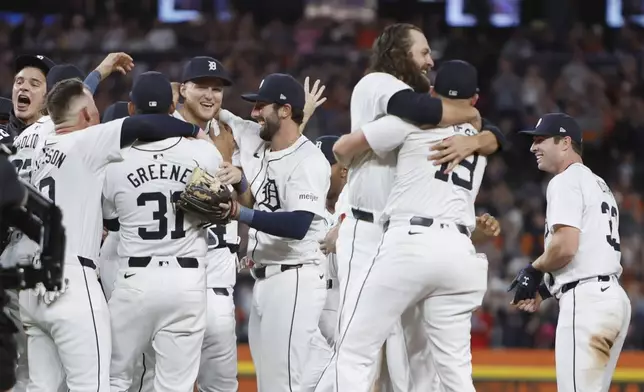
{"left": 126, "top": 163, "right": 193, "bottom": 188}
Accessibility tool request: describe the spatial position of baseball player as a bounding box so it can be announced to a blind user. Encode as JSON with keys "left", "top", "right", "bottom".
{"left": 3, "top": 55, "right": 133, "bottom": 392}
{"left": 218, "top": 73, "right": 330, "bottom": 391}
{"left": 510, "top": 113, "right": 631, "bottom": 392}
{"left": 175, "top": 56, "right": 241, "bottom": 392}
{"left": 23, "top": 77, "right": 206, "bottom": 392}
{"left": 301, "top": 135, "right": 348, "bottom": 391}
{"left": 104, "top": 71, "right": 223, "bottom": 392}
{"left": 312, "top": 24, "right": 503, "bottom": 391}
{"left": 316, "top": 59, "right": 491, "bottom": 392}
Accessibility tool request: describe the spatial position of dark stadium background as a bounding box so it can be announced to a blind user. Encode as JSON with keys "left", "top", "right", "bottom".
{"left": 3, "top": 0, "right": 644, "bottom": 390}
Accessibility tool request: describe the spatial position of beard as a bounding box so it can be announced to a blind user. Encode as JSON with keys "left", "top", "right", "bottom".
{"left": 259, "top": 115, "right": 280, "bottom": 141}
{"left": 398, "top": 57, "right": 431, "bottom": 93}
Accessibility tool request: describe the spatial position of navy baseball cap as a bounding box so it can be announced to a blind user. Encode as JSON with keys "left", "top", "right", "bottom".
{"left": 181, "top": 56, "right": 233, "bottom": 86}
{"left": 47, "top": 64, "right": 85, "bottom": 92}
{"left": 102, "top": 101, "right": 129, "bottom": 123}
{"left": 241, "top": 73, "right": 305, "bottom": 111}
{"left": 130, "top": 72, "right": 173, "bottom": 114}
{"left": 519, "top": 113, "right": 583, "bottom": 145}
{"left": 315, "top": 135, "right": 339, "bottom": 166}
{"left": 14, "top": 54, "right": 55, "bottom": 76}
{"left": 0, "top": 97, "right": 12, "bottom": 121}
{"left": 434, "top": 60, "right": 478, "bottom": 99}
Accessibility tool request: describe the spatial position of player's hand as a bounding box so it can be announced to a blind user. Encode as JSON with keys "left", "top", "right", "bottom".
{"left": 95, "top": 52, "right": 134, "bottom": 80}
{"left": 428, "top": 134, "right": 478, "bottom": 174}
{"left": 216, "top": 199, "right": 241, "bottom": 220}
{"left": 43, "top": 278, "right": 69, "bottom": 305}
{"left": 320, "top": 223, "right": 340, "bottom": 255}
{"left": 212, "top": 121, "right": 236, "bottom": 163}
{"left": 513, "top": 293, "right": 543, "bottom": 313}
{"left": 475, "top": 213, "right": 500, "bottom": 237}
{"left": 216, "top": 162, "right": 242, "bottom": 185}
{"left": 508, "top": 264, "right": 543, "bottom": 305}
{"left": 302, "top": 76, "right": 327, "bottom": 131}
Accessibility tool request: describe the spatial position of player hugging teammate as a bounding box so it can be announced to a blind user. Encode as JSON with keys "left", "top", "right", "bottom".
{"left": 0, "top": 20, "right": 631, "bottom": 392}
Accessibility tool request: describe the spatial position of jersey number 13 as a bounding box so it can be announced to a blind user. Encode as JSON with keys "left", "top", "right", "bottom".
{"left": 137, "top": 191, "right": 186, "bottom": 240}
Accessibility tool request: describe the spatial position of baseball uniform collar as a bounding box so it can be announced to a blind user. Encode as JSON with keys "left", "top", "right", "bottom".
{"left": 265, "top": 134, "right": 308, "bottom": 159}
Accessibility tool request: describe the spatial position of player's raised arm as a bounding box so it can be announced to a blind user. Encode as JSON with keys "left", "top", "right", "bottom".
{"left": 45, "top": 75, "right": 204, "bottom": 172}
{"left": 332, "top": 115, "right": 416, "bottom": 166}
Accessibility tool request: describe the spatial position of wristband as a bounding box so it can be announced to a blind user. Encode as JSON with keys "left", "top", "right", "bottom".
{"left": 538, "top": 284, "right": 553, "bottom": 300}
{"left": 239, "top": 206, "right": 254, "bottom": 225}
{"left": 234, "top": 174, "right": 248, "bottom": 194}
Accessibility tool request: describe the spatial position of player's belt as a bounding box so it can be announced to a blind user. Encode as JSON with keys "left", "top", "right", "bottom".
{"left": 127, "top": 256, "right": 199, "bottom": 269}
{"left": 212, "top": 288, "right": 230, "bottom": 296}
{"left": 560, "top": 275, "right": 611, "bottom": 294}
{"left": 77, "top": 256, "right": 96, "bottom": 270}
{"left": 252, "top": 264, "right": 303, "bottom": 280}
{"left": 383, "top": 216, "right": 469, "bottom": 237}
{"left": 351, "top": 208, "right": 374, "bottom": 223}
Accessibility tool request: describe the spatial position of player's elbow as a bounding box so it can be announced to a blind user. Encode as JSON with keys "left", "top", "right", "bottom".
{"left": 332, "top": 135, "right": 351, "bottom": 163}
{"left": 555, "top": 226, "right": 580, "bottom": 260}
{"left": 332, "top": 133, "right": 367, "bottom": 166}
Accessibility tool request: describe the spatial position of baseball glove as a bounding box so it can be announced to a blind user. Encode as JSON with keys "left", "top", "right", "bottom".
{"left": 176, "top": 167, "right": 234, "bottom": 224}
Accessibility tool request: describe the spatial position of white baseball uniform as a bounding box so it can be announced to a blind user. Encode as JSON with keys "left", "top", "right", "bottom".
{"left": 173, "top": 109, "right": 240, "bottom": 392}
{"left": 542, "top": 163, "right": 630, "bottom": 392}
{"left": 104, "top": 136, "right": 222, "bottom": 392}
{"left": 98, "top": 205, "right": 156, "bottom": 392}
{"left": 317, "top": 116, "right": 489, "bottom": 392}
{"left": 312, "top": 72, "right": 415, "bottom": 392}
{"left": 1, "top": 115, "right": 55, "bottom": 392}
{"left": 220, "top": 109, "right": 330, "bottom": 391}
{"left": 23, "top": 119, "right": 128, "bottom": 392}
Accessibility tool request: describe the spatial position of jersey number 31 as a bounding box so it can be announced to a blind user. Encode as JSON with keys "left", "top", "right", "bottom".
{"left": 138, "top": 191, "right": 186, "bottom": 240}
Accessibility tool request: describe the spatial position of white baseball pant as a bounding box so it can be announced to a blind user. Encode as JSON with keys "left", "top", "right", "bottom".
{"left": 555, "top": 275, "right": 631, "bottom": 392}
{"left": 197, "top": 287, "right": 238, "bottom": 392}
{"left": 314, "top": 221, "right": 487, "bottom": 392}
{"left": 19, "top": 260, "right": 112, "bottom": 392}
{"left": 248, "top": 263, "right": 327, "bottom": 392}
{"left": 109, "top": 257, "right": 207, "bottom": 392}
{"left": 98, "top": 234, "right": 155, "bottom": 392}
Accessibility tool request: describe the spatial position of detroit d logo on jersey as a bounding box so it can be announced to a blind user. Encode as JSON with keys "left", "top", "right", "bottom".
{"left": 258, "top": 178, "right": 281, "bottom": 212}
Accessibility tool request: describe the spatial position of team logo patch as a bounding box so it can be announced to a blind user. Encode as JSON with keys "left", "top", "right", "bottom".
{"left": 258, "top": 178, "right": 281, "bottom": 212}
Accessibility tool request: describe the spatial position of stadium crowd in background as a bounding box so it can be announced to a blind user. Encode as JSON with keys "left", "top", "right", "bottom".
{"left": 1, "top": 11, "right": 644, "bottom": 350}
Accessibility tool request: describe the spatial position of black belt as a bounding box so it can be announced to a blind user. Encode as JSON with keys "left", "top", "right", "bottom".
{"left": 128, "top": 257, "right": 199, "bottom": 268}
{"left": 561, "top": 275, "right": 610, "bottom": 294}
{"left": 384, "top": 216, "right": 469, "bottom": 236}
{"left": 351, "top": 208, "right": 374, "bottom": 223}
{"left": 212, "top": 288, "right": 229, "bottom": 296}
{"left": 253, "top": 264, "right": 303, "bottom": 279}
{"left": 77, "top": 256, "right": 97, "bottom": 270}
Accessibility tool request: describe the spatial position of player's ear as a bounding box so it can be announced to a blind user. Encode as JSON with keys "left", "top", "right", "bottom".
{"left": 80, "top": 107, "right": 91, "bottom": 124}
{"left": 471, "top": 94, "right": 479, "bottom": 107}
{"left": 127, "top": 102, "right": 136, "bottom": 116}
{"left": 180, "top": 83, "right": 187, "bottom": 99}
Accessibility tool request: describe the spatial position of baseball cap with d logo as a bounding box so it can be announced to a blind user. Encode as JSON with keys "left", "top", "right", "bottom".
{"left": 519, "top": 113, "right": 583, "bottom": 145}
{"left": 241, "top": 73, "right": 305, "bottom": 111}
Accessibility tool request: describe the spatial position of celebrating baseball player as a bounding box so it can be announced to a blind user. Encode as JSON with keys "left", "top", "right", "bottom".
{"left": 312, "top": 24, "right": 504, "bottom": 391}
{"left": 23, "top": 76, "right": 206, "bottom": 392}
{"left": 104, "top": 71, "right": 227, "bottom": 392}
{"left": 175, "top": 56, "right": 241, "bottom": 392}
{"left": 316, "top": 59, "right": 496, "bottom": 392}
{"left": 3, "top": 53, "right": 134, "bottom": 392}
{"left": 301, "top": 135, "right": 348, "bottom": 391}
{"left": 196, "top": 73, "right": 329, "bottom": 391}
{"left": 509, "top": 113, "right": 631, "bottom": 392}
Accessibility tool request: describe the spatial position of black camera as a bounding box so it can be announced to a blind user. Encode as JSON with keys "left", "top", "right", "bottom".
{"left": 0, "top": 144, "right": 66, "bottom": 292}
